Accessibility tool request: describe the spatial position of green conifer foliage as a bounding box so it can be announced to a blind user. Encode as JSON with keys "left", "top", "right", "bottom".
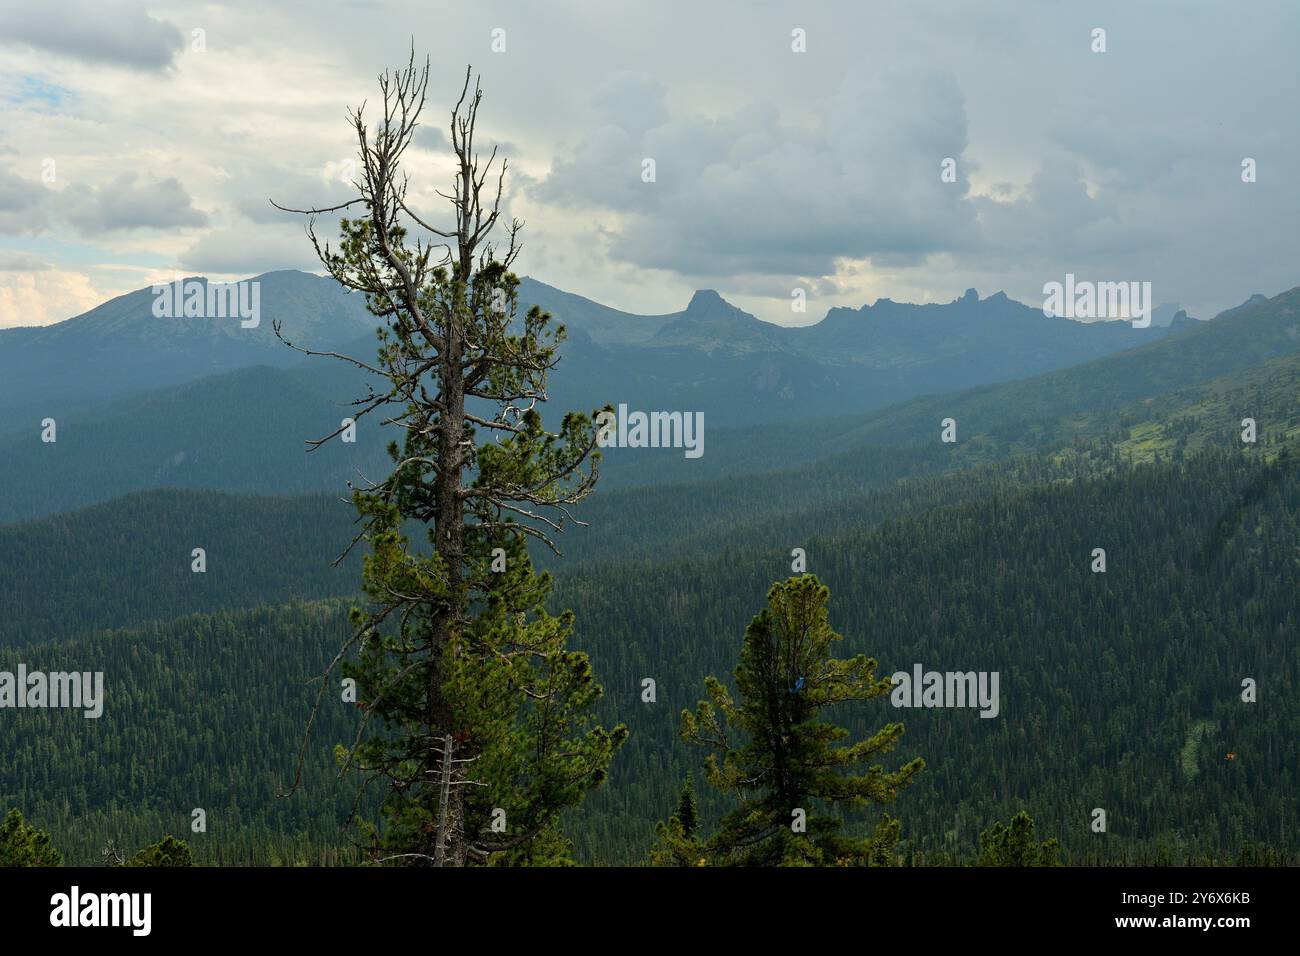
{"left": 976, "top": 811, "right": 1060, "bottom": 866}
{"left": 680, "top": 576, "right": 923, "bottom": 865}
{"left": 280, "top": 54, "right": 624, "bottom": 866}
{"left": 0, "top": 808, "right": 62, "bottom": 867}
{"left": 648, "top": 775, "right": 704, "bottom": 867}
{"left": 127, "top": 835, "right": 195, "bottom": 867}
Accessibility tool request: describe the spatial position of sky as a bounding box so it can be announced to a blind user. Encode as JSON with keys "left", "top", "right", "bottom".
{"left": 0, "top": 0, "right": 1296, "bottom": 328}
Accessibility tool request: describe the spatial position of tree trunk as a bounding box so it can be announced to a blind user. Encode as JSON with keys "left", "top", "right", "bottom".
{"left": 431, "top": 285, "right": 468, "bottom": 863}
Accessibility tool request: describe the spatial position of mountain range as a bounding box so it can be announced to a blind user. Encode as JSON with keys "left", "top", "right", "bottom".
{"left": 1, "top": 270, "right": 1185, "bottom": 433}
{"left": 0, "top": 269, "right": 1229, "bottom": 521}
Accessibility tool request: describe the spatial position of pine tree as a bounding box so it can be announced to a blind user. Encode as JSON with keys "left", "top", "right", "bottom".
{"left": 976, "top": 811, "right": 1060, "bottom": 866}
{"left": 0, "top": 809, "right": 62, "bottom": 866}
{"left": 487, "top": 823, "right": 577, "bottom": 867}
{"left": 676, "top": 773, "right": 699, "bottom": 841}
{"left": 680, "top": 575, "right": 923, "bottom": 866}
{"left": 279, "top": 53, "right": 625, "bottom": 866}
{"left": 127, "top": 836, "right": 195, "bottom": 867}
{"left": 648, "top": 775, "right": 704, "bottom": 867}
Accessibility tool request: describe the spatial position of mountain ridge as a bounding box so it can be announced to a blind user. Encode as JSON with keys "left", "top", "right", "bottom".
{"left": 0, "top": 282, "right": 1295, "bottom": 523}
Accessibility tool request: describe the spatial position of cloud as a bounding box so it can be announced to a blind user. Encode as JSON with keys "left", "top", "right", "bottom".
{"left": 0, "top": 267, "right": 105, "bottom": 327}
{"left": 0, "top": 168, "right": 52, "bottom": 233}
{"left": 237, "top": 165, "right": 358, "bottom": 225}
{"left": 592, "top": 71, "right": 667, "bottom": 134}
{"left": 534, "top": 67, "right": 978, "bottom": 279}
{"left": 0, "top": 166, "right": 208, "bottom": 240}
{"left": 414, "top": 123, "right": 448, "bottom": 152}
{"left": 179, "top": 225, "right": 324, "bottom": 275}
{"left": 0, "top": 1, "right": 184, "bottom": 72}
{"left": 972, "top": 159, "right": 1124, "bottom": 260}
{"left": 0, "top": 0, "right": 1294, "bottom": 320}
{"left": 65, "top": 171, "right": 208, "bottom": 235}
{"left": 0, "top": 251, "right": 51, "bottom": 271}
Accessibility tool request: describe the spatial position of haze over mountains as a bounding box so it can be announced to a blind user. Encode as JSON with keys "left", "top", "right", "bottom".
{"left": 1, "top": 269, "right": 1182, "bottom": 428}
{"left": 519, "top": 276, "right": 1190, "bottom": 424}
{"left": 0, "top": 270, "right": 1283, "bottom": 524}
{"left": 0, "top": 272, "right": 376, "bottom": 429}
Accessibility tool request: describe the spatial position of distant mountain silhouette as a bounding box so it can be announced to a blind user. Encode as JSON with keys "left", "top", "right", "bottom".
{"left": 2, "top": 270, "right": 1196, "bottom": 433}
{"left": 0, "top": 270, "right": 378, "bottom": 430}
{"left": 0, "top": 279, "right": 1294, "bottom": 524}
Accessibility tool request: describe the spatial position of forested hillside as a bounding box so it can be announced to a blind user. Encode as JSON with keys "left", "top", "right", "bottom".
{"left": 9, "top": 334, "right": 1296, "bottom": 649}
{"left": 560, "top": 448, "right": 1299, "bottom": 863}
{"left": 4, "top": 447, "right": 1294, "bottom": 865}
{"left": 0, "top": 365, "right": 390, "bottom": 524}
{"left": 553, "top": 342, "right": 1300, "bottom": 570}
{"left": 0, "top": 601, "right": 365, "bottom": 865}
{"left": 0, "top": 490, "right": 360, "bottom": 646}
{"left": 2, "top": 286, "right": 1297, "bottom": 867}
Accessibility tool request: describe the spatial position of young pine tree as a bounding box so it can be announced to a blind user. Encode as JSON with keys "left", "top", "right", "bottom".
{"left": 976, "top": 811, "right": 1059, "bottom": 866}
{"left": 676, "top": 773, "right": 700, "bottom": 841}
{"left": 680, "top": 576, "right": 923, "bottom": 866}
{"left": 279, "top": 54, "right": 625, "bottom": 866}
{"left": 127, "top": 836, "right": 195, "bottom": 867}
{"left": 649, "top": 774, "right": 703, "bottom": 867}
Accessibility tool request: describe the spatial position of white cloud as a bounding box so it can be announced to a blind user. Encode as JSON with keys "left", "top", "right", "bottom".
{"left": 0, "top": 268, "right": 109, "bottom": 327}
{"left": 179, "top": 224, "right": 326, "bottom": 276}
